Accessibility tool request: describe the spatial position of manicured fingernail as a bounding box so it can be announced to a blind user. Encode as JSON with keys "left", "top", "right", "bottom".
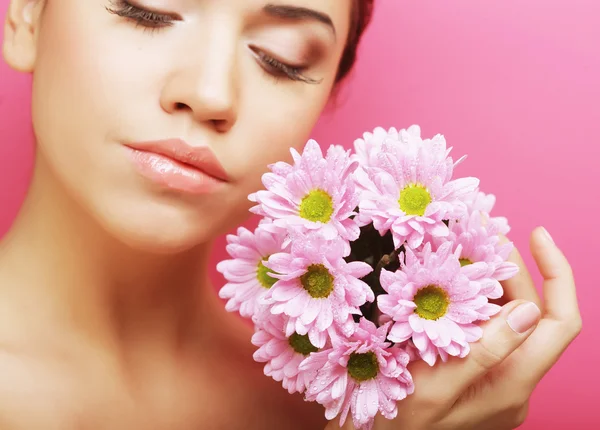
{"left": 507, "top": 302, "right": 541, "bottom": 334}
{"left": 541, "top": 227, "right": 554, "bottom": 244}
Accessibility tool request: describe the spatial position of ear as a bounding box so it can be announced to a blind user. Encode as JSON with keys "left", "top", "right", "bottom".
{"left": 3, "top": 0, "right": 46, "bottom": 72}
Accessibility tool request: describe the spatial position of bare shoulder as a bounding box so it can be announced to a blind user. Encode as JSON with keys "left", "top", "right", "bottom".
{"left": 0, "top": 347, "right": 86, "bottom": 430}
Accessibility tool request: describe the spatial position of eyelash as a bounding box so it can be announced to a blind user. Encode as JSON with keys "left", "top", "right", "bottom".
{"left": 106, "top": 0, "right": 321, "bottom": 84}
{"left": 253, "top": 49, "right": 321, "bottom": 84}
{"left": 106, "top": 0, "right": 176, "bottom": 29}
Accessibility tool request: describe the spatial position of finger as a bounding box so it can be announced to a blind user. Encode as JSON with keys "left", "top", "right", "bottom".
{"left": 498, "top": 235, "right": 542, "bottom": 308}
{"left": 500, "top": 319, "right": 579, "bottom": 390}
{"left": 324, "top": 413, "right": 392, "bottom": 430}
{"left": 324, "top": 419, "right": 355, "bottom": 430}
{"left": 500, "top": 226, "right": 582, "bottom": 382}
{"left": 530, "top": 226, "right": 580, "bottom": 322}
{"left": 443, "top": 392, "right": 530, "bottom": 430}
{"left": 410, "top": 300, "right": 541, "bottom": 403}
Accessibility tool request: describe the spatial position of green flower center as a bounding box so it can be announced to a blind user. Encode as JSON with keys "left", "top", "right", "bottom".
{"left": 300, "top": 264, "right": 334, "bottom": 298}
{"left": 459, "top": 258, "right": 474, "bottom": 267}
{"left": 288, "top": 333, "right": 319, "bottom": 356}
{"left": 299, "top": 189, "right": 334, "bottom": 223}
{"left": 413, "top": 285, "right": 450, "bottom": 320}
{"left": 398, "top": 184, "right": 432, "bottom": 216}
{"left": 256, "top": 259, "right": 278, "bottom": 289}
{"left": 347, "top": 352, "right": 379, "bottom": 382}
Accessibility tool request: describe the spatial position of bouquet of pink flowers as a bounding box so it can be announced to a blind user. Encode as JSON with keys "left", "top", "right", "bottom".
{"left": 217, "top": 125, "right": 518, "bottom": 430}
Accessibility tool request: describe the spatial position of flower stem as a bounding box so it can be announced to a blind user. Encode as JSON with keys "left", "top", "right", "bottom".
{"left": 375, "top": 248, "right": 401, "bottom": 274}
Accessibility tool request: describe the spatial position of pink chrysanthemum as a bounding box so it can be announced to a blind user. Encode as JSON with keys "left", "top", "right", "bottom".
{"left": 464, "top": 189, "right": 511, "bottom": 235}
{"left": 248, "top": 140, "right": 360, "bottom": 244}
{"left": 263, "top": 232, "right": 374, "bottom": 348}
{"left": 353, "top": 126, "right": 402, "bottom": 167}
{"left": 377, "top": 242, "right": 501, "bottom": 366}
{"left": 216, "top": 220, "right": 288, "bottom": 318}
{"left": 355, "top": 129, "right": 478, "bottom": 248}
{"left": 353, "top": 125, "right": 420, "bottom": 200}
{"left": 432, "top": 210, "right": 519, "bottom": 299}
{"left": 300, "top": 318, "right": 414, "bottom": 430}
{"left": 252, "top": 314, "right": 323, "bottom": 394}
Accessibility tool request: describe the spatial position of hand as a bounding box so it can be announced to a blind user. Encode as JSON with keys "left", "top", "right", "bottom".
{"left": 326, "top": 226, "right": 582, "bottom": 430}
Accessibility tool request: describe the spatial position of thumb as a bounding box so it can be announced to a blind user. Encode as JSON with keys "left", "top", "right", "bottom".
{"left": 445, "top": 300, "right": 541, "bottom": 393}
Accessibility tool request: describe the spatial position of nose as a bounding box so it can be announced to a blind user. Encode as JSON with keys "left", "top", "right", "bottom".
{"left": 160, "top": 26, "right": 239, "bottom": 133}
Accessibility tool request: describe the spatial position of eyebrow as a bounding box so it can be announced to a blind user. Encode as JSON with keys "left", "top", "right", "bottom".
{"left": 262, "top": 4, "right": 336, "bottom": 39}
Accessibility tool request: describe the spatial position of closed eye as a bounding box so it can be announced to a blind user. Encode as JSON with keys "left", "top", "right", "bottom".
{"left": 106, "top": 0, "right": 179, "bottom": 30}
{"left": 250, "top": 46, "right": 322, "bottom": 84}
{"left": 106, "top": 1, "right": 323, "bottom": 85}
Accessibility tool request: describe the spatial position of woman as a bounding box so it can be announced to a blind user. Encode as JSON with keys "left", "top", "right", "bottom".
{"left": 0, "top": 0, "right": 581, "bottom": 429}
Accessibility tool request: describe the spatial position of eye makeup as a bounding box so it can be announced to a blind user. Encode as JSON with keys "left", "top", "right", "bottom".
{"left": 105, "top": 0, "right": 323, "bottom": 84}
{"left": 106, "top": 0, "right": 179, "bottom": 30}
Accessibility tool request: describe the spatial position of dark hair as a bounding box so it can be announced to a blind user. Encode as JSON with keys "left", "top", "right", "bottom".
{"left": 336, "top": 0, "right": 375, "bottom": 82}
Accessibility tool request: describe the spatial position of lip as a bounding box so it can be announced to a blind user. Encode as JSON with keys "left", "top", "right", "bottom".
{"left": 126, "top": 138, "right": 228, "bottom": 181}
{"left": 124, "top": 138, "right": 228, "bottom": 195}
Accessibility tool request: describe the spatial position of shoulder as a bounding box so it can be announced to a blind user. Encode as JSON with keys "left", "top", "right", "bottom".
{"left": 0, "top": 348, "right": 84, "bottom": 429}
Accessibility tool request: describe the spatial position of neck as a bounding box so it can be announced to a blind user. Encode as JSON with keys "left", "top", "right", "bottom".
{"left": 0, "top": 154, "right": 246, "bottom": 360}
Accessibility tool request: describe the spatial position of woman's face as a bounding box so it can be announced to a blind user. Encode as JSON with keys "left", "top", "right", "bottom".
{"left": 4, "top": 0, "right": 351, "bottom": 253}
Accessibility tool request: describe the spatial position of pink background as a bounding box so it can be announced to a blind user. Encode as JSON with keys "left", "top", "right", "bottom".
{"left": 1, "top": 1, "right": 598, "bottom": 428}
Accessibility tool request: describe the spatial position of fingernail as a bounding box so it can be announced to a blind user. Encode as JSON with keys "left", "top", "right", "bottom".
{"left": 541, "top": 226, "right": 555, "bottom": 244}
{"left": 507, "top": 302, "right": 541, "bottom": 334}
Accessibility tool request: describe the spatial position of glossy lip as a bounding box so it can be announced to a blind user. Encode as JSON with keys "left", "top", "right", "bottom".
{"left": 125, "top": 138, "right": 229, "bottom": 182}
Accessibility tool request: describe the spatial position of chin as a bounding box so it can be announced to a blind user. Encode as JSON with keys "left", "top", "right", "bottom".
{"left": 115, "top": 227, "right": 208, "bottom": 255}
{"left": 93, "top": 199, "right": 220, "bottom": 255}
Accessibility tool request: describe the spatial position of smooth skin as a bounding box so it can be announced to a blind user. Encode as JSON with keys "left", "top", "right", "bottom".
{"left": 1, "top": 0, "right": 581, "bottom": 429}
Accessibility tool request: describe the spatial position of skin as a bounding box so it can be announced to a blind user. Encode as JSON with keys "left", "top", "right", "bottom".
{"left": 1, "top": 0, "right": 581, "bottom": 429}
{"left": 1, "top": 0, "right": 349, "bottom": 428}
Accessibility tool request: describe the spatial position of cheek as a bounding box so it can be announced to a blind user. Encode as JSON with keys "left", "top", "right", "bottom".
{"left": 229, "top": 85, "right": 332, "bottom": 194}
{"left": 30, "top": 3, "right": 170, "bottom": 196}
{"left": 215, "top": 92, "right": 330, "bottom": 234}
{"left": 32, "top": 4, "right": 155, "bottom": 145}
{"left": 32, "top": 4, "right": 119, "bottom": 172}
